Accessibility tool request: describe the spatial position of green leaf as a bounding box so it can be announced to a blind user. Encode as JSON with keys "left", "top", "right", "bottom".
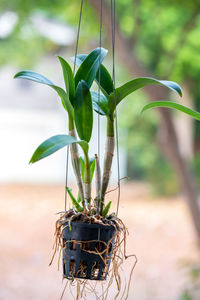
{"left": 96, "top": 65, "right": 114, "bottom": 96}
{"left": 75, "top": 80, "right": 93, "bottom": 142}
{"left": 91, "top": 91, "right": 109, "bottom": 116}
{"left": 80, "top": 156, "right": 95, "bottom": 181}
{"left": 71, "top": 54, "right": 86, "bottom": 67}
{"left": 90, "top": 157, "right": 95, "bottom": 180}
{"left": 77, "top": 192, "right": 81, "bottom": 203}
{"left": 14, "top": 70, "right": 74, "bottom": 119}
{"left": 57, "top": 56, "right": 75, "bottom": 105}
{"left": 142, "top": 101, "right": 200, "bottom": 120}
{"left": 30, "top": 134, "right": 88, "bottom": 163}
{"left": 71, "top": 53, "right": 114, "bottom": 96}
{"left": 66, "top": 187, "right": 83, "bottom": 212}
{"left": 55, "top": 86, "right": 74, "bottom": 118}
{"left": 80, "top": 157, "right": 85, "bottom": 180}
{"left": 109, "top": 77, "right": 182, "bottom": 112}
{"left": 102, "top": 201, "right": 112, "bottom": 217}
{"left": 14, "top": 70, "right": 54, "bottom": 85}
{"left": 73, "top": 47, "right": 108, "bottom": 88}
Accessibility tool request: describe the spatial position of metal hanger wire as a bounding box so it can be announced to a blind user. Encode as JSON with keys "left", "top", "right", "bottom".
{"left": 64, "top": 0, "right": 84, "bottom": 211}
{"left": 98, "top": 0, "right": 103, "bottom": 158}
{"left": 111, "top": 0, "right": 121, "bottom": 216}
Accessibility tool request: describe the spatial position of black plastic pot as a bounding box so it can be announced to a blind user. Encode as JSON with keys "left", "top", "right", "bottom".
{"left": 62, "top": 222, "right": 116, "bottom": 280}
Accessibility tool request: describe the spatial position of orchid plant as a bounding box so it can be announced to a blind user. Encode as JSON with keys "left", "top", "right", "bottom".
{"left": 14, "top": 47, "right": 182, "bottom": 218}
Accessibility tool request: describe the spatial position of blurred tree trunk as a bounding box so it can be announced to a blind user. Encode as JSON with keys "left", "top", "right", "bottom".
{"left": 173, "top": 84, "right": 194, "bottom": 161}
{"left": 89, "top": 0, "right": 200, "bottom": 244}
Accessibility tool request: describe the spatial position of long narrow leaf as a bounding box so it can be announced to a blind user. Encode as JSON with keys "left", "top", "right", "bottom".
{"left": 109, "top": 77, "right": 182, "bottom": 112}
{"left": 91, "top": 91, "right": 109, "bottom": 116}
{"left": 80, "top": 156, "right": 95, "bottom": 181}
{"left": 30, "top": 135, "right": 88, "bottom": 163}
{"left": 80, "top": 157, "right": 85, "bottom": 180}
{"left": 73, "top": 47, "right": 108, "bottom": 88}
{"left": 14, "top": 70, "right": 74, "bottom": 118}
{"left": 57, "top": 56, "right": 75, "bottom": 105}
{"left": 55, "top": 86, "right": 74, "bottom": 118}
{"left": 142, "top": 101, "right": 200, "bottom": 120}
{"left": 75, "top": 81, "right": 93, "bottom": 142}
{"left": 66, "top": 187, "right": 83, "bottom": 212}
{"left": 102, "top": 201, "right": 112, "bottom": 217}
{"left": 77, "top": 192, "right": 81, "bottom": 203}
{"left": 92, "top": 102, "right": 105, "bottom": 116}
{"left": 71, "top": 54, "right": 86, "bottom": 67}
{"left": 71, "top": 54, "right": 114, "bottom": 96}
{"left": 90, "top": 158, "right": 95, "bottom": 180}
{"left": 14, "top": 71, "right": 53, "bottom": 85}
{"left": 97, "top": 65, "right": 114, "bottom": 96}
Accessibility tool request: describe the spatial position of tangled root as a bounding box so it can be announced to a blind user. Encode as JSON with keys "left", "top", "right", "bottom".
{"left": 50, "top": 211, "right": 137, "bottom": 300}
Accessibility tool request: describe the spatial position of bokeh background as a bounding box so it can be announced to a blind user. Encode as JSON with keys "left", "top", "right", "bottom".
{"left": 1, "top": 0, "right": 200, "bottom": 299}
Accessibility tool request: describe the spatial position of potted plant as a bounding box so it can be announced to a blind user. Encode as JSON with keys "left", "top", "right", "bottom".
{"left": 14, "top": 47, "right": 182, "bottom": 296}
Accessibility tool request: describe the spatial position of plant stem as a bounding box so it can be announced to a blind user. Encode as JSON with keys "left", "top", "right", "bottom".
{"left": 83, "top": 151, "right": 91, "bottom": 207}
{"left": 68, "top": 117, "right": 74, "bottom": 132}
{"left": 95, "top": 154, "right": 101, "bottom": 214}
{"left": 100, "top": 116, "right": 115, "bottom": 214}
{"left": 68, "top": 118, "right": 84, "bottom": 208}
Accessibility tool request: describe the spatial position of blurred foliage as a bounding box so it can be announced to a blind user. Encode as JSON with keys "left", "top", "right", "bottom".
{"left": 2, "top": 0, "right": 200, "bottom": 82}
{"left": 119, "top": 88, "right": 179, "bottom": 195}
{"left": 0, "top": 1, "right": 99, "bottom": 67}
{"left": 1, "top": 0, "right": 200, "bottom": 194}
{"left": 177, "top": 262, "right": 200, "bottom": 300}
{"left": 191, "top": 155, "right": 200, "bottom": 195}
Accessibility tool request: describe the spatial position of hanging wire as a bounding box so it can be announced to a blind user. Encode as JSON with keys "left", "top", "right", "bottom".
{"left": 111, "top": 0, "right": 121, "bottom": 216}
{"left": 98, "top": 0, "right": 103, "bottom": 158}
{"left": 73, "top": 0, "right": 84, "bottom": 75}
{"left": 64, "top": 149, "right": 69, "bottom": 211}
{"left": 64, "top": 0, "right": 84, "bottom": 211}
